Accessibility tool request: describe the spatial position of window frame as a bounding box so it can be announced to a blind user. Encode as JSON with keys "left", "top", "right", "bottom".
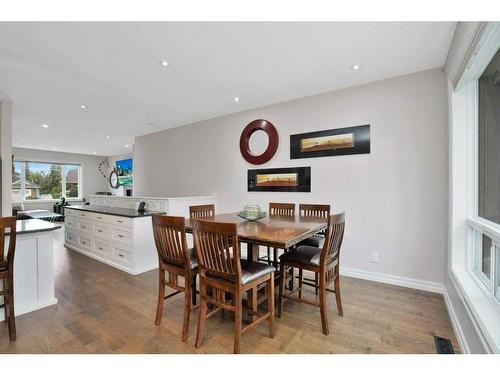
{"left": 449, "top": 22, "right": 500, "bottom": 354}
{"left": 12, "top": 159, "right": 84, "bottom": 203}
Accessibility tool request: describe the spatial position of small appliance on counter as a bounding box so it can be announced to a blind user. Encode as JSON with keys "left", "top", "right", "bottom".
{"left": 138, "top": 201, "right": 146, "bottom": 212}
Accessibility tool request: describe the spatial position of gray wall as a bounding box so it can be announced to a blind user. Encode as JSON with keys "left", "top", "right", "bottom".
{"left": 135, "top": 68, "right": 447, "bottom": 285}
{"left": 12, "top": 147, "right": 109, "bottom": 210}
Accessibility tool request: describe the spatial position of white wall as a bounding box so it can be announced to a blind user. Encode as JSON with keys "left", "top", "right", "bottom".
{"left": 12, "top": 147, "right": 109, "bottom": 210}
{"left": 0, "top": 100, "right": 13, "bottom": 216}
{"left": 135, "top": 68, "right": 447, "bottom": 286}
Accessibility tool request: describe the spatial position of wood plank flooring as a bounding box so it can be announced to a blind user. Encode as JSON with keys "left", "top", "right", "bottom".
{"left": 0, "top": 227, "right": 459, "bottom": 353}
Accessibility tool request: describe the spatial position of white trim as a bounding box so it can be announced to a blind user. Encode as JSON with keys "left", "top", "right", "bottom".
{"left": 451, "top": 267, "right": 499, "bottom": 353}
{"left": 340, "top": 267, "right": 444, "bottom": 294}
{"left": 443, "top": 287, "right": 470, "bottom": 354}
{"left": 64, "top": 243, "right": 156, "bottom": 276}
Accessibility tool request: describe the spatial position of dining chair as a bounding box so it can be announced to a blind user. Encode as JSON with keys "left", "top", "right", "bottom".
{"left": 152, "top": 214, "right": 199, "bottom": 342}
{"left": 278, "top": 212, "right": 345, "bottom": 335}
{"left": 189, "top": 204, "right": 215, "bottom": 219}
{"left": 259, "top": 203, "right": 296, "bottom": 267}
{"left": 192, "top": 218, "right": 275, "bottom": 354}
{"left": 297, "top": 204, "right": 331, "bottom": 295}
{"left": 0, "top": 216, "right": 17, "bottom": 342}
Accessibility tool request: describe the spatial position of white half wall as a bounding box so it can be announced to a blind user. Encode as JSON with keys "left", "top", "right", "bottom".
{"left": 134, "top": 68, "right": 447, "bottom": 286}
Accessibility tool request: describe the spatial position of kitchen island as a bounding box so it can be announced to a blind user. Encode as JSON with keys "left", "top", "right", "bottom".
{"left": 63, "top": 195, "right": 215, "bottom": 275}
{"left": 1, "top": 219, "right": 60, "bottom": 321}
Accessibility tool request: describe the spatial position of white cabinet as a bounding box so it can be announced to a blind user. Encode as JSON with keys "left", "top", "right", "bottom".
{"left": 64, "top": 195, "right": 216, "bottom": 275}
{"left": 64, "top": 208, "right": 157, "bottom": 275}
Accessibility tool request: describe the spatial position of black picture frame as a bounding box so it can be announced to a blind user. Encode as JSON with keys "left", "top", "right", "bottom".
{"left": 290, "top": 124, "right": 370, "bottom": 159}
{"left": 248, "top": 167, "right": 311, "bottom": 192}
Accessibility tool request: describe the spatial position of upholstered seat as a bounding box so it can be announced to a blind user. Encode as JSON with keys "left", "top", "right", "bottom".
{"left": 162, "top": 248, "right": 198, "bottom": 269}
{"left": 296, "top": 235, "right": 324, "bottom": 248}
{"left": 240, "top": 261, "right": 275, "bottom": 285}
{"left": 210, "top": 261, "right": 275, "bottom": 285}
{"left": 279, "top": 245, "right": 321, "bottom": 267}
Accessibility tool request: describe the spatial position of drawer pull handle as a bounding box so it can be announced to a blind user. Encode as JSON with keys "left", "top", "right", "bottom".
{"left": 117, "top": 220, "right": 123, "bottom": 223}
{"left": 118, "top": 254, "right": 124, "bottom": 257}
{"left": 82, "top": 241, "right": 86, "bottom": 245}
{"left": 118, "top": 234, "right": 124, "bottom": 238}
{"left": 97, "top": 217, "right": 102, "bottom": 219}
{"left": 97, "top": 229, "right": 103, "bottom": 232}
{"left": 82, "top": 225, "right": 86, "bottom": 228}
{"left": 98, "top": 247, "right": 103, "bottom": 250}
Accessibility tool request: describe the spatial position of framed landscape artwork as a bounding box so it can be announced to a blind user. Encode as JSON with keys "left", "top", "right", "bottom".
{"left": 248, "top": 167, "right": 311, "bottom": 192}
{"left": 290, "top": 124, "right": 370, "bottom": 159}
{"left": 116, "top": 158, "right": 133, "bottom": 186}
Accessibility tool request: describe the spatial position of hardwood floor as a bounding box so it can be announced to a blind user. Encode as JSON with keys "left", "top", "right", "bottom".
{"left": 0, "top": 227, "right": 459, "bottom": 353}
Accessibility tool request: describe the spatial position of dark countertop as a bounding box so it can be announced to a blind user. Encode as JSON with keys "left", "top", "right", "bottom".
{"left": 65, "top": 205, "right": 163, "bottom": 218}
{"left": 13, "top": 219, "right": 61, "bottom": 235}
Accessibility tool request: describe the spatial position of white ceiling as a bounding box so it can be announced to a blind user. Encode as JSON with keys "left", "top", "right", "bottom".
{"left": 0, "top": 22, "right": 456, "bottom": 156}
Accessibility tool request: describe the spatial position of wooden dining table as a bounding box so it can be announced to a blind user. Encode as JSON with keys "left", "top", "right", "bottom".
{"left": 185, "top": 212, "right": 328, "bottom": 313}
{"left": 185, "top": 212, "right": 327, "bottom": 261}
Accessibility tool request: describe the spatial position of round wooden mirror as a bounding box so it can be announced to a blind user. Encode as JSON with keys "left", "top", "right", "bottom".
{"left": 239, "top": 119, "right": 279, "bottom": 165}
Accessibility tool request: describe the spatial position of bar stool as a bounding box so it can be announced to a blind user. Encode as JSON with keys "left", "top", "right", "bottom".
{"left": 152, "top": 214, "right": 199, "bottom": 342}
{"left": 278, "top": 212, "right": 345, "bottom": 335}
{"left": 192, "top": 218, "right": 275, "bottom": 354}
{"left": 0, "top": 216, "right": 17, "bottom": 342}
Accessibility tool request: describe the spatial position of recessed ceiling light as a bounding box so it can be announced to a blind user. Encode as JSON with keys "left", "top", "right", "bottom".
{"left": 125, "top": 144, "right": 129, "bottom": 148}
{"left": 233, "top": 97, "right": 240, "bottom": 103}
{"left": 106, "top": 135, "right": 110, "bottom": 139}
{"left": 160, "top": 60, "right": 169, "bottom": 67}
{"left": 80, "top": 104, "right": 87, "bottom": 109}
{"left": 41, "top": 124, "right": 49, "bottom": 128}
{"left": 93, "top": 151, "right": 97, "bottom": 154}
{"left": 52, "top": 147, "right": 56, "bottom": 150}
{"left": 351, "top": 64, "right": 361, "bottom": 71}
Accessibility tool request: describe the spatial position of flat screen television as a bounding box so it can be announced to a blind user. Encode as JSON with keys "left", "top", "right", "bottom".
{"left": 116, "top": 158, "right": 133, "bottom": 186}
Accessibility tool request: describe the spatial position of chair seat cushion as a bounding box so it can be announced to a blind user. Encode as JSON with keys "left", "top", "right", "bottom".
{"left": 240, "top": 261, "right": 275, "bottom": 285}
{"left": 297, "top": 235, "right": 324, "bottom": 248}
{"left": 188, "top": 248, "right": 198, "bottom": 269}
{"left": 164, "top": 248, "right": 198, "bottom": 269}
{"left": 279, "top": 245, "right": 321, "bottom": 267}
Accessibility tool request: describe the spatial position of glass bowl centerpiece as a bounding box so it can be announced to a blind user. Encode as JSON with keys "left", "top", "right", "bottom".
{"left": 237, "top": 204, "right": 266, "bottom": 221}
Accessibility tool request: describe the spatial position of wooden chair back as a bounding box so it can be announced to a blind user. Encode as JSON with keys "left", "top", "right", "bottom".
{"left": 152, "top": 214, "right": 190, "bottom": 267}
{"left": 192, "top": 219, "right": 242, "bottom": 284}
{"left": 299, "top": 204, "right": 331, "bottom": 218}
{"left": 320, "top": 213, "right": 345, "bottom": 268}
{"left": 0, "top": 217, "right": 17, "bottom": 268}
{"left": 189, "top": 204, "right": 215, "bottom": 219}
{"left": 269, "top": 203, "right": 295, "bottom": 217}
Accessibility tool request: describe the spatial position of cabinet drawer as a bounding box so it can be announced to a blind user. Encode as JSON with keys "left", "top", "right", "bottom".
{"left": 78, "top": 235, "right": 92, "bottom": 252}
{"left": 76, "top": 211, "right": 92, "bottom": 219}
{"left": 106, "top": 216, "right": 133, "bottom": 227}
{"left": 111, "top": 227, "right": 133, "bottom": 244}
{"left": 65, "top": 215, "right": 77, "bottom": 229}
{"left": 111, "top": 246, "right": 132, "bottom": 266}
{"left": 94, "top": 240, "right": 111, "bottom": 258}
{"left": 65, "top": 209, "right": 76, "bottom": 217}
{"left": 77, "top": 219, "right": 92, "bottom": 233}
{"left": 65, "top": 228, "right": 77, "bottom": 244}
{"left": 93, "top": 223, "right": 110, "bottom": 239}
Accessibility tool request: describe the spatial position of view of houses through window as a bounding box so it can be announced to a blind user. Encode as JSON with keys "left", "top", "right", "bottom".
{"left": 12, "top": 161, "right": 81, "bottom": 201}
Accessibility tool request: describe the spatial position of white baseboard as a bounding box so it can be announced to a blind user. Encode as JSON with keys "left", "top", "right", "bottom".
{"left": 0, "top": 298, "right": 58, "bottom": 321}
{"left": 340, "top": 266, "right": 445, "bottom": 294}
{"left": 443, "top": 288, "right": 470, "bottom": 353}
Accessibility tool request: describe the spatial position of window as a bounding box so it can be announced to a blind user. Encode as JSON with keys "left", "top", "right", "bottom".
{"left": 469, "top": 45, "right": 500, "bottom": 305}
{"left": 478, "top": 47, "right": 500, "bottom": 226}
{"left": 12, "top": 161, "right": 82, "bottom": 202}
